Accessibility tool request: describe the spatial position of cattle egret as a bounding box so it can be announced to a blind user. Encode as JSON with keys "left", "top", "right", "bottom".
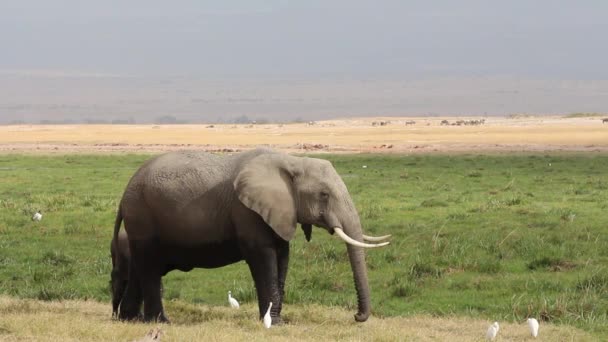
{"left": 136, "top": 327, "right": 163, "bottom": 342}
{"left": 32, "top": 211, "right": 42, "bottom": 221}
{"left": 263, "top": 302, "right": 273, "bottom": 329}
{"left": 527, "top": 318, "right": 539, "bottom": 337}
{"left": 486, "top": 322, "right": 499, "bottom": 341}
{"left": 228, "top": 291, "right": 239, "bottom": 308}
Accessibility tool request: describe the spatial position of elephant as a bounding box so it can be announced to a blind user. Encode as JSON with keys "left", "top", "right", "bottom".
{"left": 110, "top": 228, "right": 163, "bottom": 318}
{"left": 110, "top": 228, "right": 130, "bottom": 317}
{"left": 112, "top": 148, "right": 391, "bottom": 324}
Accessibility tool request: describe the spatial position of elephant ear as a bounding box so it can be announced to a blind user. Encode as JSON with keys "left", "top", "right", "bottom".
{"left": 234, "top": 154, "right": 298, "bottom": 241}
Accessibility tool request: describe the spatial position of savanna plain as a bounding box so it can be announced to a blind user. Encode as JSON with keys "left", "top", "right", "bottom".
{"left": 0, "top": 117, "right": 607, "bottom": 341}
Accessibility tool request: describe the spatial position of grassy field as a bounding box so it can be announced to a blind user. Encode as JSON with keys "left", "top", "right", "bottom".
{"left": 0, "top": 296, "right": 596, "bottom": 341}
{"left": 0, "top": 152, "right": 607, "bottom": 339}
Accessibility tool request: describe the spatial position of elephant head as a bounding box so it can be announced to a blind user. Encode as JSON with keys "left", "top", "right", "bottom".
{"left": 234, "top": 152, "right": 390, "bottom": 322}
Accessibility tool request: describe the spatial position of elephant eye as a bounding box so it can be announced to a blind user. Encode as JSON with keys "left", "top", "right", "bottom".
{"left": 320, "top": 191, "right": 329, "bottom": 199}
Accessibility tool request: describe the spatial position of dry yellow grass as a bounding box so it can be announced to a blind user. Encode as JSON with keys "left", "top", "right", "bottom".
{"left": 0, "top": 296, "right": 596, "bottom": 341}
{"left": 0, "top": 116, "right": 607, "bottom": 154}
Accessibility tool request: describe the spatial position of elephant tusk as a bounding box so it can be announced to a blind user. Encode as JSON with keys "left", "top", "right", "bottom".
{"left": 362, "top": 234, "right": 392, "bottom": 242}
{"left": 334, "top": 228, "right": 390, "bottom": 248}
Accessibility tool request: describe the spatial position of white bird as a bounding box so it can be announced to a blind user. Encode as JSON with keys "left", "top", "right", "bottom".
{"left": 486, "top": 321, "right": 499, "bottom": 341}
{"left": 32, "top": 211, "right": 42, "bottom": 221}
{"left": 527, "top": 318, "right": 539, "bottom": 337}
{"left": 136, "top": 327, "right": 163, "bottom": 342}
{"left": 228, "top": 291, "right": 239, "bottom": 309}
{"left": 263, "top": 302, "right": 273, "bottom": 329}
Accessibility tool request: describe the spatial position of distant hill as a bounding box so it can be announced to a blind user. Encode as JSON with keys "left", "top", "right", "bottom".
{"left": 1, "top": 73, "right": 607, "bottom": 124}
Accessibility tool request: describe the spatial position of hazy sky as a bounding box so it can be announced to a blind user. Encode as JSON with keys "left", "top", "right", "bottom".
{"left": 1, "top": 1, "right": 607, "bottom": 123}
{"left": 2, "top": 1, "right": 607, "bottom": 78}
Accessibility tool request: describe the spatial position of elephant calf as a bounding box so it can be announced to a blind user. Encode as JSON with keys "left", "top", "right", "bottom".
{"left": 113, "top": 148, "right": 390, "bottom": 323}
{"left": 110, "top": 228, "right": 130, "bottom": 317}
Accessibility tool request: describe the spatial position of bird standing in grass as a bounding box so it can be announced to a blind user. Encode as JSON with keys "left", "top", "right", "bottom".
{"left": 263, "top": 302, "right": 273, "bottom": 329}
{"left": 527, "top": 318, "right": 539, "bottom": 337}
{"left": 228, "top": 291, "right": 239, "bottom": 309}
{"left": 135, "top": 327, "right": 163, "bottom": 342}
{"left": 32, "top": 211, "right": 42, "bottom": 221}
{"left": 486, "top": 321, "right": 499, "bottom": 341}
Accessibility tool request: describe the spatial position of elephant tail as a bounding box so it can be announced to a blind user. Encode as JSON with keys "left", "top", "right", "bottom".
{"left": 113, "top": 205, "right": 123, "bottom": 243}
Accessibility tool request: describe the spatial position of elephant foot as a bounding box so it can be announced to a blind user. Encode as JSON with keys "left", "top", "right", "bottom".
{"left": 118, "top": 311, "right": 142, "bottom": 322}
{"left": 143, "top": 312, "right": 170, "bottom": 324}
{"left": 271, "top": 316, "right": 284, "bottom": 325}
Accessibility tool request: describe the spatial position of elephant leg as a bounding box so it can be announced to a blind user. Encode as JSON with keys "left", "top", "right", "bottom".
{"left": 132, "top": 238, "right": 169, "bottom": 323}
{"left": 118, "top": 259, "right": 143, "bottom": 321}
{"left": 276, "top": 241, "right": 289, "bottom": 319}
{"left": 112, "top": 278, "right": 128, "bottom": 317}
{"left": 140, "top": 273, "right": 167, "bottom": 322}
{"left": 244, "top": 246, "right": 282, "bottom": 324}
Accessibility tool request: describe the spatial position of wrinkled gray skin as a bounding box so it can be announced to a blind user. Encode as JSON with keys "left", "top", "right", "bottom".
{"left": 110, "top": 228, "right": 162, "bottom": 319}
{"left": 110, "top": 229, "right": 130, "bottom": 317}
{"left": 114, "top": 148, "right": 374, "bottom": 323}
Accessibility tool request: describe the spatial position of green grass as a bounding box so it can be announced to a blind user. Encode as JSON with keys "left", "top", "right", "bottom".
{"left": 0, "top": 153, "right": 607, "bottom": 336}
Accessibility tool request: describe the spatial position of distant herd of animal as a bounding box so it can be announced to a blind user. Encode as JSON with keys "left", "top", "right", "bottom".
{"left": 373, "top": 118, "right": 608, "bottom": 126}
{"left": 371, "top": 119, "right": 486, "bottom": 126}
{"left": 441, "top": 119, "right": 486, "bottom": 126}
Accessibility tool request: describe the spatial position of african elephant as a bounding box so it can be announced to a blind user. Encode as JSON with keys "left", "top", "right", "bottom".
{"left": 110, "top": 228, "right": 162, "bottom": 318}
{"left": 113, "top": 148, "right": 390, "bottom": 324}
{"left": 110, "top": 228, "right": 130, "bottom": 317}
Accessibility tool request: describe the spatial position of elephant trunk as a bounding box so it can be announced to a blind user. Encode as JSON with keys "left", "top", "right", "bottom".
{"left": 346, "top": 239, "right": 371, "bottom": 322}
{"left": 325, "top": 183, "right": 389, "bottom": 322}
{"left": 340, "top": 216, "right": 371, "bottom": 322}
